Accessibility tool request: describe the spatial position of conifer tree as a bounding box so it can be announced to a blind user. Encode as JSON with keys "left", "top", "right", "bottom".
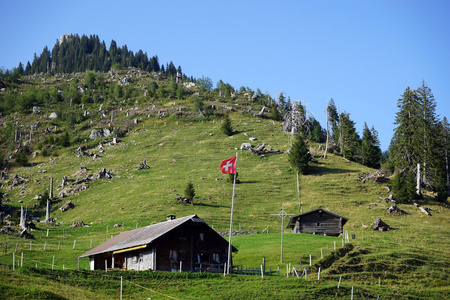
{"left": 327, "top": 98, "right": 339, "bottom": 146}
{"left": 288, "top": 134, "right": 311, "bottom": 175}
{"left": 337, "top": 112, "right": 359, "bottom": 160}
{"left": 360, "top": 123, "right": 382, "bottom": 168}
{"left": 221, "top": 114, "right": 234, "bottom": 136}
{"left": 184, "top": 181, "right": 195, "bottom": 201}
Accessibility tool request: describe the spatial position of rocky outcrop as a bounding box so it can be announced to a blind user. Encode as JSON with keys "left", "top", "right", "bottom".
{"left": 89, "top": 128, "right": 112, "bottom": 139}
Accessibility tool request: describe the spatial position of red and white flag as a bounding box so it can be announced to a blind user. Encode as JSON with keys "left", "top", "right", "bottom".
{"left": 220, "top": 156, "right": 236, "bottom": 174}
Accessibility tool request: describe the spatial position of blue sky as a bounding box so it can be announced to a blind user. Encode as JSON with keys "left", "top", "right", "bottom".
{"left": 1, "top": 0, "right": 449, "bottom": 150}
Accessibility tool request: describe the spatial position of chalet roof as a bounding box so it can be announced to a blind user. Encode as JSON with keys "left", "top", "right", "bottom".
{"left": 286, "top": 208, "right": 349, "bottom": 228}
{"left": 79, "top": 215, "right": 236, "bottom": 258}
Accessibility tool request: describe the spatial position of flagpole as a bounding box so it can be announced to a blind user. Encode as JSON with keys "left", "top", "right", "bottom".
{"left": 227, "top": 152, "right": 238, "bottom": 274}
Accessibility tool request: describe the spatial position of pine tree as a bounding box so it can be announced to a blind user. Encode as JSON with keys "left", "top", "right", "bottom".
{"left": 360, "top": 123, "right": 382, "bottom": 168}
{"left": 416, "top": 81, "right": 439, "bottom": 187}
{"left": 391, "top": 171, "right": 416, "bottom": 203}
{"left": 288, "top": 134, "right": 311, "bottom": 175}
{"left": 184, "top": 181, "right": 195, "bottom": 201}
{"left": 327, "top": 99, "right": 339, "bottom": 146}
{"left": 221, "top": 114, "right": 234, "bottom": 136}
{"left": 338, "top": 112, "right": 359, "bottom": 160}
{"left": 270, "top": 102, "right": 282, "bottom": 121}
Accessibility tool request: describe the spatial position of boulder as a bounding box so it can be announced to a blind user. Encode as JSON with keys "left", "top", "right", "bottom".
{"left": 89, "top": 129, "right": 103, "bottom": 139}
{"left": 371, "top": 217, "right": 390, "bottom": 231}
{"left": 32, "top": 106, "right": 41, "bottom": 114}
{"left": 49, "top": 112, "right": 58, "bottom": 119}
{"left": 89, "top": 128, "right": 112, "bottom": 139}
{"left": 240, "top": 143, "right": 252, "bottom": 150}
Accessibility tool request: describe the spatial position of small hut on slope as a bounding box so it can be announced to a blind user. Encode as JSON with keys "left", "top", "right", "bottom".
{"left": 286, "top": 208, "right": 349, "bottom": 236}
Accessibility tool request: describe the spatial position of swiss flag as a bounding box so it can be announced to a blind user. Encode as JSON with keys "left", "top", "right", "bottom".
{"left": 220, "top": 156, "right": 236, "bottom": 174}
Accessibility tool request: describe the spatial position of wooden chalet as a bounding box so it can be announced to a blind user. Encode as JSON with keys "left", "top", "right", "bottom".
{"left": 286, "top": 208, "right": 349, "bottom": 236}
{"left": 79, "top": 215, "right": 237, "bottom": 272}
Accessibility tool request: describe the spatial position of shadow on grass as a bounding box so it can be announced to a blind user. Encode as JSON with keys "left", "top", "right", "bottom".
{"left": 309, "top": 165, "right": 360, "bottom": 175}
{"left": 196, "top": 203, "right": 229, "bottom": 208}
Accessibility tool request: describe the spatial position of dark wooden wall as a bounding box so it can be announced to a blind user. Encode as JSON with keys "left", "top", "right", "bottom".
{"left": 295, "top": 212, "right": 343, "bottom": 236}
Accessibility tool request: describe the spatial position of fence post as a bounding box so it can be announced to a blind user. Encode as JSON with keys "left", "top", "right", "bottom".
{"left": 262, "top": 257, "right": 265, "bottom": 275}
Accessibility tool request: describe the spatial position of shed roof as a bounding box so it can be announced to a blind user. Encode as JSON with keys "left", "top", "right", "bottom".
{"left": 286, "top": 208, "right": 349, "bottom": 228}
{"left": 79, "top": 215, "right": 236, "bottom": 258}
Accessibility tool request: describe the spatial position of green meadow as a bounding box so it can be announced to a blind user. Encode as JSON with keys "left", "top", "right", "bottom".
{"left": 0, "top": 112, "right": 449, "bottom": 299}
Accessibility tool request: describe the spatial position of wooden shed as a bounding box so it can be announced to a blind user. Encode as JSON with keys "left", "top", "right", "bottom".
{"left": 79, "top": 215, "right": 237, "bottom": 272}
{"left": 286, "top": 208, "right": 349, "bottom": 236}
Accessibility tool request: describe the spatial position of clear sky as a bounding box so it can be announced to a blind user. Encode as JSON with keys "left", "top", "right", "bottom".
{"left": 1, "top": 0, "right": 449, "bottom": 150}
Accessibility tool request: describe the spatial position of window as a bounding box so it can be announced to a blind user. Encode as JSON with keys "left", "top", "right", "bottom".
{"left": 199, "top": 233, "right": 204, "bottom": 241}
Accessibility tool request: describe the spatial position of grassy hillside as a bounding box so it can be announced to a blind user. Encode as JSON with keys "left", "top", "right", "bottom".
{"left": 0, "top": 70, "right": 449, "bottom": 299}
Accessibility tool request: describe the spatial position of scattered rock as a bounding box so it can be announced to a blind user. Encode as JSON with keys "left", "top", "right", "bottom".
{"left": 175, "top": 196, "right": 193, "bottom": 205}
{"left": 69, "top": 221, "right": 85, "bottom": 229}
{"left": 387, "top": 204, "right": 408, "bottom": 215}
{"left": 371, "top": 217, "right": 390, "bottom": 231}
{"left": 60, "top": 200, "right": 75, "bottom": 212}
{"left": 379, "top": 194, "right": 396, "bottom": 204}
{"left": 135, "top": 160, "right": 150, "bottom": 171}
{"left": 97, "top": 168, "right": 113, "bottom": 179}
{"left": 359, "top": 170, "right": 389, "bottom": 183}
{"left": 0, "top": 227, "right": 13, "bottom": 234}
